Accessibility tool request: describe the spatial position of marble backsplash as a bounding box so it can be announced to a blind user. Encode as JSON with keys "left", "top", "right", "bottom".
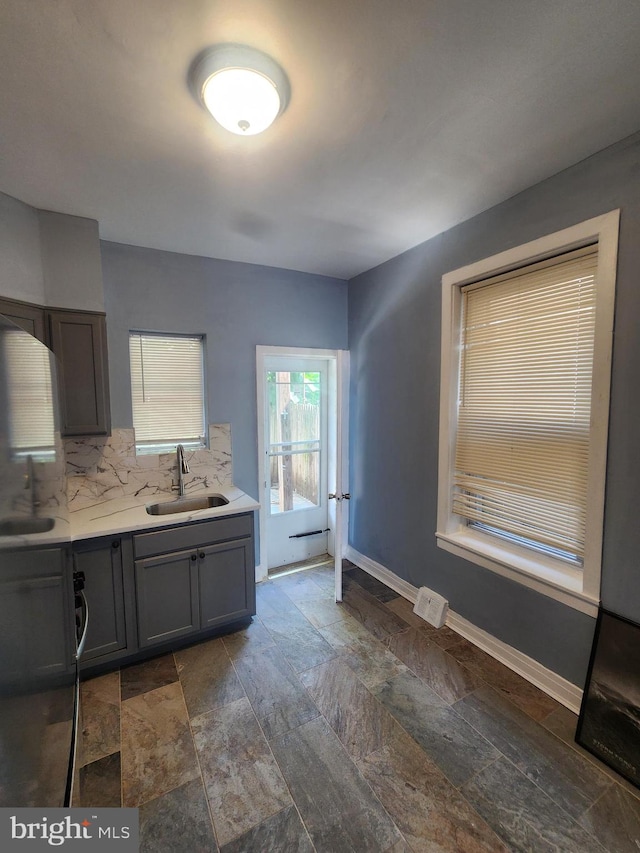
{"left": 64, "top": 424, "right": 233, "bottom": 512}
{"left": 0, "top": 432, "right": 68, "bottom": 522}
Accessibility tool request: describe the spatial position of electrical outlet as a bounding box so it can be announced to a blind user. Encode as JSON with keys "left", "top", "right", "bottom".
{"left": 413, "top": 586, "right": 448, "bottom": 628}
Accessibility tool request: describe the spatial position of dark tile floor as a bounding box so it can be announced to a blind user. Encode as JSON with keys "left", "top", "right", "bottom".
{"left": 77, "top": 559, "right": 640, "bottom": 852}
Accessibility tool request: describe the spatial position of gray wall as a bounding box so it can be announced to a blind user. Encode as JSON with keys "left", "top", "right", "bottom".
{"left": 0, "top": 193, "right": 104, "bottom": 311}
{"left": 101, "top": 241, "right": 348, "bottom": 501}
{"left": 0, "top": 191, "right": 45, "bottom": 304}
{"left": 38, "top": 210, "right": 104, "bottom": 312}
{"left": 348, "top": 131, "right": 640, "bottom": 686}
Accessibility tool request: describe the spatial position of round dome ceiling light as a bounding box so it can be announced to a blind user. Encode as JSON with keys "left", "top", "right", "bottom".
{"left": 188, "top": 44, "right": 291, "bottom": 136}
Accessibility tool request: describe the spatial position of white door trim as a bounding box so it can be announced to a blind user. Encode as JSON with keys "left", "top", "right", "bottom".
{"left": 256, "top": 345, "right": 349, "bottom": 586}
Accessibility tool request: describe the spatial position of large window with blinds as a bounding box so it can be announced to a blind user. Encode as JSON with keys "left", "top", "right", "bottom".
{"left": 437, "top": 212, "right": 619, "bottom": 613}
{"left": 129, "top": 332, "right": 206, "bottom": 454}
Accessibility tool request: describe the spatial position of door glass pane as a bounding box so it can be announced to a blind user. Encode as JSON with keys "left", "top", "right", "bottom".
{"left": 267, "top": 371, "right": 321, "bottom": 514}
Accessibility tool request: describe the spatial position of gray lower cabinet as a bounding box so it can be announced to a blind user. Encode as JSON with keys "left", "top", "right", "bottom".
{"left": 198, "top": 539, "right": 253, "bottom": 629}
{"left": 0, "top": 548, "right": 73, "bottom": 679}
{"left": 133, "top": 512, "right": 256, "bottom": 651}
{"left": 74, "top": 537, "right": 128, "bottom": 665}
{"left": 75, "top": 513, "right": 255, "bottom": 667}
{"left": 135, "top": 549, "right": 200, "bottom": 648}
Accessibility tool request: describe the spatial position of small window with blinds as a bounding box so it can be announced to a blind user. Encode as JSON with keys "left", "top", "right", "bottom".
{"left": 437, "top": 212, "right": 619, "bottom": 611}
{"left": 129, "top": 332, "right": 206, "bottom": 454}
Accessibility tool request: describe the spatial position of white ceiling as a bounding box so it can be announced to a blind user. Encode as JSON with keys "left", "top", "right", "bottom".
{"left": 2, "top": 0, "right": 640, "bottom": 280}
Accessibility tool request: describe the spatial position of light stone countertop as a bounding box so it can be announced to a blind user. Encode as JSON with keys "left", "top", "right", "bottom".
{"left": 0, "top": 485, "right": 259, "bottom": 550}
{"left": 70, "top": 484, "right": 259, "bottom": 542}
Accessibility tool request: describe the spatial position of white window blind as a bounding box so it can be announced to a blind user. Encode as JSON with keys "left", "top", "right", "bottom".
{"left": 453, "top": 247, "right": 598, "bottom": 562}
{"left": 129, "top": 332, "right": 205, "bottom": 451}
{"left": 4, "top": 328, "right": 55, "bottom": 456}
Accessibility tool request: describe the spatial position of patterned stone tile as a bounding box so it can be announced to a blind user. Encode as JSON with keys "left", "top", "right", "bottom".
{"left": 371, "top": 671, "right": 499, "bottom": 787}
{"left": 387, "top": 627, "right": 484, "bottom": 703}
{"left": 319, "top": 615, "right": 409, "bottom": 688}
{"left": 221, "top": 617, "right": 276, "bottom": 661}
{"left": 79, "top": 671, "right": 121, "bottom": 766}
{"left": 542, "top": 704, "right": 640, "bottom": 798}
{"left": 461, "top": 756, "right": 607, "bottom": 852}
{"left": 191, "top": 697, "right": 291, "bottom": 846}
{"left": 77, "top": 752, "right": 122, "bottom": 808}
{"left": 271, "top": 570, "right": 331, "bottom": 601}
{"left": 446, "top": 639, "right": 560, "bottom": 721}
{"left": 305, "top": 564, "right": 339, "bottom": 594}
{"left": 270, "top": 717, "right": 403, "bottom": 852}
{"left": 292, "top": 595, "right": 351, "bottom": 629}
{"left": 260, "top": 608, "right": 337, "bottom": 673}
{"left": 300, "top": 656, "right": 397, "bottom": 760}
{"left": 121, "top": 682, "right": 199, "bottom": 807}
{"left": 232, "top": 645, "right": 320, "bottom": 740}
{"left": 219, "top": 805, "right": 313, "bottom": 853}
{"left": 175, "top": 638, "right": 245, "bottom": 718}
{"left": 385, "top": 597, "right": 467, "bottom": 648}
{"left": 455, "top": 686, "right": 612, "bottom": 819}
{"left": 120, "top": 653, "right": 179, "bottom": 702}
{"left": 344, "top": 566, "right": 400, "bottom": 603}
{"left": 255, "top": 580, "right": 301, "bottom": 619}
{"left": 139, "top": 779, "right": 218, "bottom": 853}
{"left": 341, "top": 581, "right": 407, "bottom": 641}
{"left": 358, "top": 725, "right": 509, "bottom": 853}
{"left": 579, "top": 783, "right": 640, "bottom": 853}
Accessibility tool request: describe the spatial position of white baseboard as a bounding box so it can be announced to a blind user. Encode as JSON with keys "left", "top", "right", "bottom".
{"left": 345, "top": 545, "right": 583, "bottom": 713}
{"left": 345, "top": 545, "right": 419, "bottom": 602}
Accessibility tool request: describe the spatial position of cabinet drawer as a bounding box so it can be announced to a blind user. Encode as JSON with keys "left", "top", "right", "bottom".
{"left": 133, "top": 513, "right": 253, "bottom": 559}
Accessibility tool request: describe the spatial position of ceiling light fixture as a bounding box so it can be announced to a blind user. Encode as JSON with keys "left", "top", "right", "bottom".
{"left": 188, "top": 43, "right": 290, "bottom": 136}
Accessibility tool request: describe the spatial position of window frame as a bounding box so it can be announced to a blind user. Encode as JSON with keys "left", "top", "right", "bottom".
{"left": 436, "top": 211, "right": 619, "bottom": 616}
{"left": 129, "top": 330, "right": 207, "bottom": 455}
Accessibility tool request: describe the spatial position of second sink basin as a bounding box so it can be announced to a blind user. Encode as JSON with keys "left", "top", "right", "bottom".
{"left": 0, "top": 516, "right": 55, "bottom": 536}
{"left": 145, "top": 495, "right": 229, "bottom": 516}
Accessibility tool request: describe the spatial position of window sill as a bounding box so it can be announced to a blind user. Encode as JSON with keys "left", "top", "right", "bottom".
{"left": 135, "top": 442, "right": 206, "bottom": 456}
{"left": 436, "top": 529, "right": 599, "bottom": 616}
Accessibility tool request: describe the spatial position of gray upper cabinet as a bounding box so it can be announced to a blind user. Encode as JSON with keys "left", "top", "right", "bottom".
{"left": 0, "top": 296, "right": 112, "bottom": 436}
{"left": 0, "top": 297, "right": 46, "bottom": 344}
{"left": 47, "top": 310, "right": 111, "bottom": 436}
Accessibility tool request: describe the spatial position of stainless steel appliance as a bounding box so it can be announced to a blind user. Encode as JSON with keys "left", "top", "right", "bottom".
{"left": 0, "top": 314, "right": 80, "bottom": 807}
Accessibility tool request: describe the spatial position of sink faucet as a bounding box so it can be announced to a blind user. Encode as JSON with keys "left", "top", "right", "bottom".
{"left": 25, "top": 454, "right": 40, "bottom": 516}
{"left": 174, "top": 444, "right": 190, "bottom": 497}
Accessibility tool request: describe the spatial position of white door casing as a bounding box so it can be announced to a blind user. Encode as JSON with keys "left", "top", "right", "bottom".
{"left": 256, "top": 346, "right": 349, "bottom": 600}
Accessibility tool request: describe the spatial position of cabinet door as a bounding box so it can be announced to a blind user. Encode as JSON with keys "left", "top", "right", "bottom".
{"left": 0, "top": 548, "right": 73, "bottom": 680}
{"left": 74, "top": 539, "right": 127, "bottom": 664}
{"left": 135, "top": 550, "right": 199, "bottom": 648}
{"left": 198, "top": 539, "right": 254, "bottom": 630}
{"left": 47, "top": 310, "right": 111, "bottom": 436}
{"left": 0, "top": 297, "right": 46, "bottom": 344}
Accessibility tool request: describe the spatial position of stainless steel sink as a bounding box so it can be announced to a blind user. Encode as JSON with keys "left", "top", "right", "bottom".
{"left": 0, "top": 516, "right": 55, "bottom": 536}
{"left": 145, "top": 495, "right": 229, "bottom": 516}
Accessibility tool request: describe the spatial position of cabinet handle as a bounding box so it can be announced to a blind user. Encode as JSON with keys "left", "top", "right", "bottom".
{"left": 199, "top": 552, "right": 206, "bottom": 560}
{"left": 112, "top": 540, "right": 120, "bottom": 549}
{"left": 191, "top": 554, "right": 197, "bottom": 562}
